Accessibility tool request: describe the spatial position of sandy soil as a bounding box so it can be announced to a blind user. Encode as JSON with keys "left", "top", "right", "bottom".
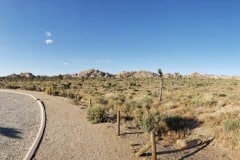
{"left": 16, "top": 90, "right": 239, "bottom": 160}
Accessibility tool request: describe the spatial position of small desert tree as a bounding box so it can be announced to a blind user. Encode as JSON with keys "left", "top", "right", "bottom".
{"left": 135, "top": 109, "right": 161, "bottom": 133}
{"left": 158, "top": 68, "right": 164, "bottom": 103}
{"left": 135, "top": 109, "right": 161, "bottom": 160}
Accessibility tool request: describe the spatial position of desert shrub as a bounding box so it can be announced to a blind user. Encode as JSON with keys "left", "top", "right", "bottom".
{"left": 24, "top": 84, "right": 36, "bottom": 91}
{"left": 87, "top": 105, "right": 106, "bottom": 124}
{"left": 67, "top": 91, "right": 75, "bottom": 99}
{"left": 190, "top": 97, "right": 204, "bottom": 107}
{"left": 224, "top": 118, "right": 240, "bottom": 132}
{"left": 120, "top": 99, "right": 139, "bottom": 117}
{"left": 45, "top": 86, "right": 60, "bottom": 96}
{"left": 139, "top": 95, "right": 153, "bottom": 109}
{"left": 73, "top": 94, "right": 82, "bottom": 105}
{"left": 6, "top": 84, "right": 20, "bottom": 89}
{"left": 45, "top": 86, "right": 53, "bottom": 95}
{"left": 135, "top": 109, "right": 161, "bottom": 133}
{"left": 52, "top": 90, "right": 60, "bottom": 96}
{"left": 203, "top": 93, "right": 218, "bottom": 107}
{"left": 107, "top": 94, "right": 126, "bottom": 110}
{"left": 95, "top": 96, "right": 108, "bottom": 105}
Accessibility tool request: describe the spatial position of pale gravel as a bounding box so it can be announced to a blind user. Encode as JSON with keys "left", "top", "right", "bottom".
{"left": 0, "top": 91, "right": 40, "bottom": 160}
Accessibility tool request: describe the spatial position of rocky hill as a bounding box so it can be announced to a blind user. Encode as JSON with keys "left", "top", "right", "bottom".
{"left": 72, "top": 69, "right": 114, "bottom": 78}
{"left": 8, "top": 72, "right": 35, "bottom": 78}
{"left": 4, "top": 70, "right": 240, "bottom": 80}
{"left": 115, "top": 71, "right": 158, "bottom": 78}
{"left": 186, "top": 72, "right": 206, "bottom": 79}
{"left": 185, "top": 72, "right": 240, "bottom": 79}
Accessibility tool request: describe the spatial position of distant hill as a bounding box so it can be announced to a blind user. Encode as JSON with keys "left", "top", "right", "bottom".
{"left": 115, "top": 71, "right": 158, "bottom": 78}
{"left": 72, "top": 69, "right": 114, "bottom": 78}
{"left": 187, "top": 72, "right": 207, "bottom": 79}
{"left": 186, "top": 72, "right": 240, "bottom": 80}
{"left": 7, "top": 72, "right": 35, "bottom": 78}
{"left": 4, "top": 69, "right": 240, "bottom": 80}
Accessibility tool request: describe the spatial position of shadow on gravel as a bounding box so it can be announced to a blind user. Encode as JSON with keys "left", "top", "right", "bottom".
{"left": 0, "top": 127, "right": 22, "bottom": 139}
{"left": 143, "top": 138, "right": 214, "bottom": 159}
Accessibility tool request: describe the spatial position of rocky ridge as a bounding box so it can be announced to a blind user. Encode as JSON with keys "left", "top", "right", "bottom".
{"left": 115, "top": 71, "right": 158, "bottom": 78}
{"left": 7, "top": 72, "right": 35, "bottom": 78}
{"left": 72, "top": 69, "right": 114, "bottom": 78}
{"left": 5, "top": 69, "right": 240, "bottom": 79}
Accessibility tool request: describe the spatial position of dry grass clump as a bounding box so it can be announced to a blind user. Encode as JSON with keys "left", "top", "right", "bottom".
{"left": 210, "top": 113, "right": 240, "bottom": 149}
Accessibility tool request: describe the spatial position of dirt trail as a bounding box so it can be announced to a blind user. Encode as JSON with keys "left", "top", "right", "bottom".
{"left": 17, "top": 90, "right": 238, "bottom": 160}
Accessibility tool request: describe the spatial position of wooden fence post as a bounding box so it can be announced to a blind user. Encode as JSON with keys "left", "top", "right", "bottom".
{"left": 151, "top": 131, "right": 156, "bottom": 160}
{"left": 135, "top": 142, "right": 151, "bottom": 157}
{"left": 117, "top": 110, "right": 120, "bottom": 136}
{"left": 89, "top": 98, "right": 92, "bottom": 107}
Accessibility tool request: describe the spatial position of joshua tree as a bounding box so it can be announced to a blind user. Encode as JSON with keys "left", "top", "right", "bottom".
{"left": 158, "top": 68, "right": 163, "bottom": 103}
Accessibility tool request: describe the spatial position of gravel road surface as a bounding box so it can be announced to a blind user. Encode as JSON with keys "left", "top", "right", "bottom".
{"left": 0, "top": 91, "right": 40, "bottom": 160}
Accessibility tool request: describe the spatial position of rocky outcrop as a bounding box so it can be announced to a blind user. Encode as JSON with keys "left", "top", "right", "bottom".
{"left": 8, "top": 72, "right": 35, "bottom": 78}
{"left": 8, "top": 74, "right": 19, "bottom": 78}
{"left": 187, "top": 72, "right": 205, "bottom": 79}
{"left": 20, "top": 72, "right": 35, "bottom": 78}
{"left": 185, "top": 72, "right": 232, "bottom": 79}
{"left": 73, "top": 69, "right": 113, "bottom": 78}
{"left": 115, "top": 71, "right": 158, "bottom": 78}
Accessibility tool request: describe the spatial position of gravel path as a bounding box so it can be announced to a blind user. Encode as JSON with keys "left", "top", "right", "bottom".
{"left": 0, "top": 91, "right": 40, "bottom": 160}
{"left": 18, "top": 91, "right": 137, "bottom": 160}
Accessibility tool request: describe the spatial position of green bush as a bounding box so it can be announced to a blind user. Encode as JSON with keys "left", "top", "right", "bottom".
{"left": 87, "top": 105, "right": 106, "bottom": 124}
{"left": 135, "top": 109, "right": 161, "bottom": 133}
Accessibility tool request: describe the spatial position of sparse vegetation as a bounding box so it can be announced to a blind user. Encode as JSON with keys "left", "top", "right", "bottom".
{"left": 1, "top": 70, "right": 240, "bottom": 148}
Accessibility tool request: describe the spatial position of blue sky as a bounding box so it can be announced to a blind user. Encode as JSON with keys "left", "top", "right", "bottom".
{"left": 0, "top": 0, "right": 239, "bottom": 76}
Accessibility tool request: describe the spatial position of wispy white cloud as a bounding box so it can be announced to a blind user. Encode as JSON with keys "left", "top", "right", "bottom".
{"left": 46, "top": 31, "right": 52, "bottom": 37}
{"left": 63, "top": 62, "right": 69, "bottom": 65}
{"left": 96, "top": 59, "right": 111, "bottom": 63}
{"left": 45, "top": 39, "right": 54, "bottom": 45}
